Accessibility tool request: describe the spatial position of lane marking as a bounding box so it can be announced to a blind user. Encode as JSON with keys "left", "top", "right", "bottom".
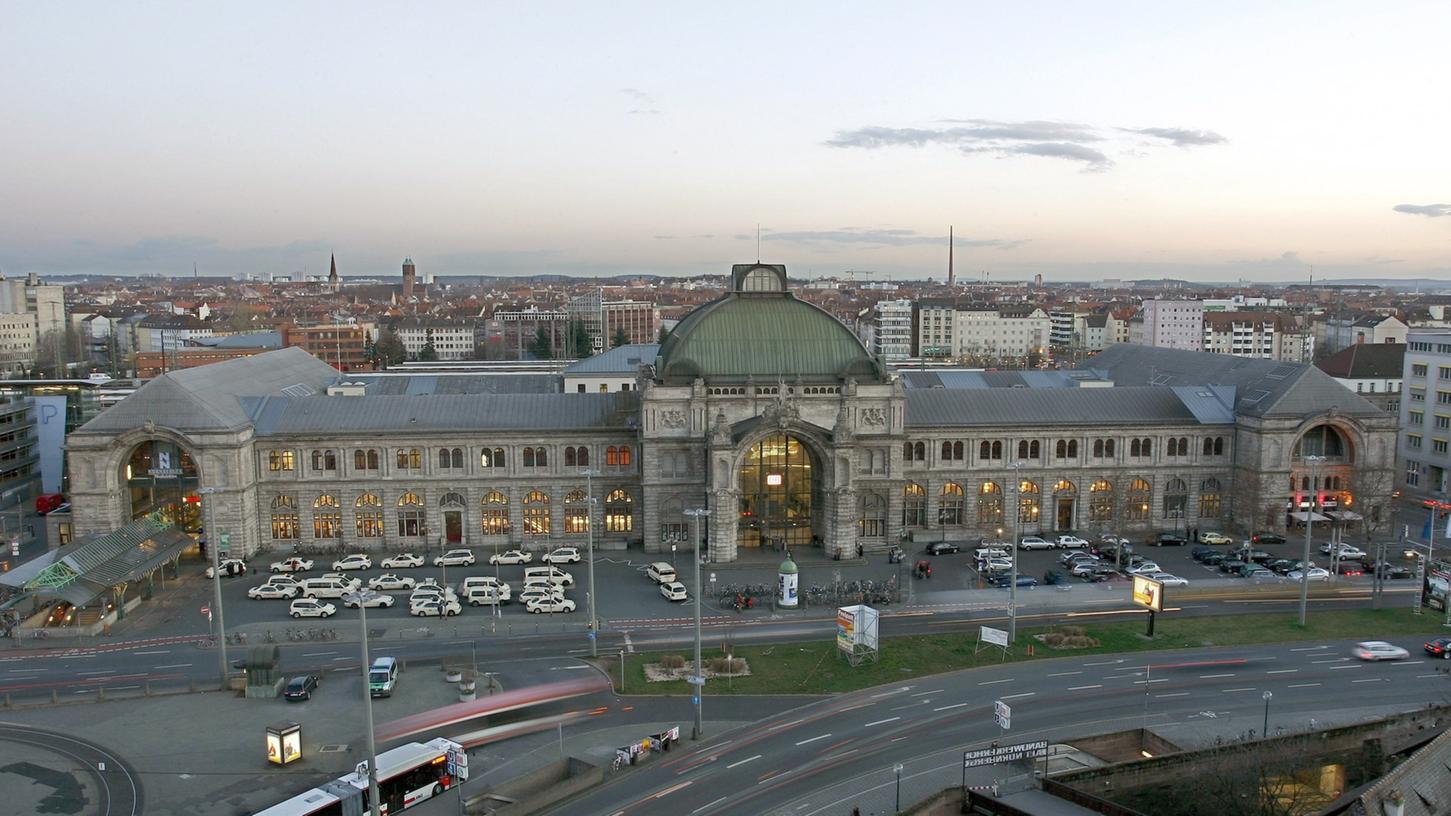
{"left": 1199, "top": 673, "right": 1236, "bottom": 679}
{"left": 978, "top": 678, "right": 1013, "bottom": 686}
{"left": 132, "top": 650, "right": 169, "bottom": 655}
{"left": 1000, "top": 692, "right": 1035, "bottom": 700}
{"left": 693, "top": 796, "right": 728, "bottom": 813}
{"left": 1328, "top": 665, "right": 1360, "bottom": 671}
{"left": 1067, "top": 685, "right": 1102, "bottom": 691}
{"left": 1132, "top": 679, "right": 1168, "bottom": 685}
{"left": 1084, "top": 660, "right": 1123, "bottom": 666}
{"left": 1418, "top": 674, "right": 1443, "bottom": 678}
{"left": 864, "top": 718, "right": 900, "bottom": 728}
{"left": 1390, "top": 661, "right": 1426, "bottom": 667}
{"left": 1156, "top": 692, "right": 1190, "bottom": 698}
{"left": 933, "top": 703, "right": 969, "bottom": 712}
{"left": 727, "top": 755, "right": 762, "bottom": 769}
{"left": 1266, "top": 669, "right": 1299, "bottom": 675}
{"left": 870, "top": 687, "right": 911, "bottom": 699}
{"left": 1351, "top": 678, "right": 1383, "bottom": 684}
{"left": 1312, "top": 659, "right": 1347, "bottom": 664}
{"left": 1103, "top": 674, "right": 1138, "bottom": 680}
{"left": 650, "top": 780, "right": 693, "bottom": 800}
{"left": 153, "top": 663, "right": 192, "bottom": 669}
{"left": 1046, "top": 671, "right": 1082, "bottom": 678}
{"left": 910, "top": 688, "right": 944, "bottom": 697}
{"left": 302, "top": 651, "right": 337, "bottom": 657}
{"left": 76, "top": 670, "right": 116, "bottom": 676}
{"left": 1290, "top": 646, "right": 1328, "bottom": 651}
{"left": 1288, "top": 683, "right": 1321, "bottom": 688}
{"left": 1222, "top": 687, "right": 1256, "bottom": 692}
{"left": 796, "top": 734, "right": 832, "bottom": 746}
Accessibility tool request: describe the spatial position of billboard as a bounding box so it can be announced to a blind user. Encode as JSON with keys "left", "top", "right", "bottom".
{"left": 1423, "top": 561, "right": 1451, "bottom": 612}
{"left": 32, "top": 395, "right": 66, "bottom": 495}
{"left": 836, "top": 604, "right": 880, "bottom": 664}
{"left": 1131, "top": 575, "right": 1163, "bottom": 613}
{"left": 963, "top": 740, "right": 1048, "bottom": 769}
{"left": 980, "top": 626, "right": 1009, "bottom": 648}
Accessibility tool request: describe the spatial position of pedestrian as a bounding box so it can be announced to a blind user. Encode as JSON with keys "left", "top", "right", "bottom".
{"left": 856, "top": 543, "right": 864, "bottom": 559}
{"left": 852, "top": 808, "right": 861, "bottom": 816}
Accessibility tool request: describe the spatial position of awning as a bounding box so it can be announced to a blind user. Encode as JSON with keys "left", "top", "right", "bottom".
{"left": 1288, "top": 511, "right": 1331, "bottom": 523}
{"left": 1326, "top": 511, "right": 1364, "bottom": 522}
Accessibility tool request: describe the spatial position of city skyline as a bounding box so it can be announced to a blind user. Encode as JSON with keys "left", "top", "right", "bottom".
{"left": 3, "top": 2, "right": 1448, "bottom": 281}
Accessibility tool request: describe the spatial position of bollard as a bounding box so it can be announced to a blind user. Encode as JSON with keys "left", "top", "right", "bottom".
{"left": 51, "top": 689, "right": 58, "bottom": 704}
{"left": 189, "top": 679, "right": 197, "bottom": 693}
{"left": 144, "top": 683, "right": 151, "bottom": 697}
{"left": 97, "top": 687, "right": 105, "bottom": 702}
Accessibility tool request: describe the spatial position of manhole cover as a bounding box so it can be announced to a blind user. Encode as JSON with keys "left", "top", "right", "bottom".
{"left": 318, "top": 744, "right": 348, "bottom": 753}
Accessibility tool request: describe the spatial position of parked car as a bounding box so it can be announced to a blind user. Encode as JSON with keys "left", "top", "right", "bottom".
{"left": 1252, "top": 531, "right": 1287, "bottom": 545}
{"left": 247, "top": 582, "right": 298, "bottom": 600}
{"left": 983, "top": 557, "right": 1013, "bottom": 573}
{"left": 542, "top": 547, "right": 582, "bottom": 564}
{"left": 1287, "top": 567, "right": 1330, "bottom": 582}
{"left": 434, "top": 549, "right": 476, "bottom": 567}
{"left": 331, "top": 554, "right": 372, "bottom": 571}
{"left": 413, "top": 577, "right": 453, "bottom": 593}
{"left": 1335, "top": 562, "right": 1364, "bottom": 576}
{"left": 1043, "top": 570, "right": 1069, "bottom": 586}
{"left": 1243, "top": 567, "right": 1276, "bottom": 581}
{"left": 1353, "top": 641, "right": 1409, "bottom": 661}
{"left": 1238, "top": 563, "right": 1272, "bottom": 579}
{"left": 526, "top": 597, "right": 578, "bottom": 614}
{"left": 1190, "top": 546, "right": 1216, "bottom": 560}
{"left": 1148, "top": 573, "right": 1188, "bottom": 587}
{"left": 283, "top": 674, "right": 319, "bottom": 701}
{"left": 976, "top": 546, "right": 1010, "bottom": 560}
{"left": 1099, "top": 532, "right": 1131, "bottom": 546}
{"left": 1239, "top": 549, "right": 1274, "bottom": 565}
{"left": 1099, "top": 544, "right": 1135, "bottom": 562}
{"left": 1219, "top": 558, "right": 1247, "bottom": 574}
{"left": 288, "top": 598, "right": 336, "bottom": 618}
{"left": 409, "top": 587, "right": 457, "bottom": 605}
{"left": 925, "top": 542, "right": 960, "bottom": 555}
{"left": 645, "top": 563, "right": 677, "bottom": 584}
{"left": 1055, "top": 535, "right": 1089, "bottom": 549}
{"left": 993, "top": 574, "right": 1039, "bottom": 588}
{"left": 1083, "top": 565, "right": 1119, "bottom": 582}
{"left": 35, "top": 493, "right": 67, "bottom": 515}
{"left": 517, "top": 585, "right": 565, "bottom": 605}
{"left": 410, "top": 598, "right": 462, "bottom": 617}
{"left": 1423, "top": 637, "right": 1451, "bottom": 659}
{"left": 1266, "top": 559, "right": 1298, "bottom": 575}
{"left": 343, "top": 592, "right": 394, "bottom": 609}
{"left": 368, "top": 573, "right": 417, "bottom": 591}
{"left": 1061, "top": 551, "right": 1098, "bottom": 566}
{"left": 1200, "top": 552, "right": 1228, "bottom": 566}
{"left": 205, "top": 558, "right": 248, "bottom": 578}
{"left": 660, "top": 581, "right": 688, "bottom": 602}
{"left": 524, "top": 566, "right": 575, "bottom": 587}
{"left": 380, "top": 552, "right": 425, "bottom": 569}
{"left": 488, "top": 549, "right": 532, "bottom": 565}
{"left": 269, "top": 557, "right": 314, "bottom": 573}
{"left": 1198, "top": 531, "right": 1234, "bottom": 545}
{"left": 1128, "top": 561, "right": 1162, "bottom": 575}
{"left": 1018, "top": 537, "right": 1053, "bottom": 551}
{"left": 266, "top": 574, "right": 301, "bottom": 589}
{"left": 1320, "top": 543, "right": 1366, "bottom": 559}
{"left": 1378, "top": 565, "right": 1414, "bottom": 580}
{"left": 1154, "top": 532, "right": 1187, "bottom": 547}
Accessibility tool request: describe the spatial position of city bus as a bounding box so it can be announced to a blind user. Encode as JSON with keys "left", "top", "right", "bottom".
{"left": 252, "top": 737, "right": 467, "bottom": 816}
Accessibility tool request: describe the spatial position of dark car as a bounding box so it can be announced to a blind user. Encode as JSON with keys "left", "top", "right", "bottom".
{"left": 1200, "top": 552, "right": 1228, "bottom": 566}
{"left": 1335, "top": 562, "right": 1364, "bottom": 576}
{"left": 1240, "top": 549, "right": 1274, "bottom": 565}
{"left": 993, "top": 574, "right": 1038, "bottom": 588}
{"left": 1154, "top": 532, "right": 1187, "bottom": 547}
{"left": 1099, "top": 544, "right": 1135, "bottom": 563}
{"left": 1219, "top": 558, "right": 1247, "bottom": 573}
{"left": 1190, "top": 546, "right": 1216, "bottom": 560}
{"left": 1267, "top": 559, "right": 1298, "bottom": 575}
{"left": 1043, "top": 570, "right": 1068, "bottom": 586}
{"left": 925, "top": 542, "right": 960, "bottom": 556}
{"left": 1252, "top": 531, "right": 1287, "bottom": 545}
{"left": 284, "top": 674, "right": 319, "bottom": 701}
{"left": 1424, "top": 637, "right": 1451, "bottom": 659}
{"left": 1379, "top": 565, "right": 1414, "bottom": 580}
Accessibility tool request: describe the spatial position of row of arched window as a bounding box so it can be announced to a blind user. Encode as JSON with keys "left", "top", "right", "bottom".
{"left": 276, "top": 445, "right": 638, "bottom": 475}
{"left": 902, "top": 436, "right": 1229, "bottom": 466}
{"left": 858, "top": 476, "right": 1224, "bottom": 534}
{"left": 268, "top": 488, "right": 636, "bottom": 540}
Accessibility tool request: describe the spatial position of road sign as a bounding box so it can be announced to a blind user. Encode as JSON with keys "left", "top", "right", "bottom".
{"left": 709, "top": 572, "right": 716, "bottom": 583}
{"left": 994, "top": 700, "right": 1011, "bottom": 730}
{"left": 219, "top": 532, "right": 230, "bottom": 553}
{"left": 587, "top": 631, "right": 596, "bottom": 640}
{"left": 686, "top": 675, "right": 706, "bottom": 686}
{"left": 963, "top": 740, "right": 1047, "bottom": 769}
{"left": 200, "top": 605, "right": 210, "bottom": 616}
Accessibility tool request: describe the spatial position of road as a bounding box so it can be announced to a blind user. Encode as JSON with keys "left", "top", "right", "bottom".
{"left": 541, "top": 636, "right": 1451, "bottom": 816}
{"left": 0, "top": 724, "right": 142, "bottom": 816}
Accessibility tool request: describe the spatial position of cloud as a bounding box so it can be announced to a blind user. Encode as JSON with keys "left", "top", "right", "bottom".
{"left": 1119, "top": 127, "right": 1228, "bottom": 147}
{"left": 0, "top": 235, "right": 335, "bottom": 276}
{"left": 762, "top": 227, "right": 1026, "bottom": 250}
{"left": 826, "top": 118, "right": 1223, "bottom": 171}
{"left": 619, "top": 87, "right": 660, "bottom": 115}
{"left": 1393, "top": 203, "right": 1451, "bottom": 218}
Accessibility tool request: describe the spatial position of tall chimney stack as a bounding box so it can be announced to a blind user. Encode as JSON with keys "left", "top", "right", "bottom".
{"left": 947, "top": 226, "right": 955, "bottom": 287}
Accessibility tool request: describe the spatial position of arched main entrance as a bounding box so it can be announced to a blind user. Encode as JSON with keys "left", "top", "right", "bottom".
{"left": 122, "top": 439, "right": 201, "bottom": 531}
{"left": 737, "top": 433, "right": 820, "bottom": 550}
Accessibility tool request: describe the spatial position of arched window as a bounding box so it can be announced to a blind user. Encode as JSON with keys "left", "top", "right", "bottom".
{"left": 953, "top": 441, "right": 964, "bottom": 460}
{"left": 270, "top": 494, "right": 299, "bottom": 540}
{"left": 1055, "top": 440, "right": 1067, "bottom": 459}
{"left": 992, "top": 441, "right": 1002, "bottom": 459}
{"left": 354, "top": 450, "right": 368, "bottom": 470}
{"left": 311, "top": 450, "right": 323, "bottom": 471}
{"left": 440, "top": 491, "right": 465, "bottom": 508}
{"left": 606, "top": 446, "right": 631, "bottom": 468}
{"left": 1213, "top": 437, "right": 1224, "bottom": 456}
{"left": 313, "top": 494, "right": 340, "bottom": 539}
{"left": 523, "top": 447, "right": 535, "bottom": 468}
{"left": 980, "top": 441, "right": 991, "bottom": 460}
{"left": 903, "top": 482, "right": 926, "bottom": 527}
{"left": 1093, "top": 439, "right": 1104, "bottom": 458}
{"left": 523, "top": 490, "right": 550, "bottom": 535}
{"left": 1130, "top": 439, "right": 1141, "bottom": 457}
{"left": 605, "top": 488, "right": 633, "bottom": 532}
{"left": 1294, "top": 425, "right": 1350, "bottom": 461}
{"left": 1199, "top": 478, "right": 1223, "bottom": 518}
{"left": 1126, "top": 478, "right": 1152, "bottom": 521}
{"left": 905, "top": 442, "right": 915, "bottom": 461}
{"left": 324, "top": 450, "right": 336, "bottom": 470}
{"left": 396, "top": 491, "right": 425, "bottom": 537}
{"left": 1104, "top": 439, "right": 1115, "bottom": 458}
{"left": 858, "top": 493, "right": 887, "bottom": 537}
{"left": 1018, "top": 480, "right": 1041, "bottom": 524}
{"left": 451, "top": 448, "right": 463, "bottom": 469}
{"left": 618, "top": 446, "right": 632, "bottom": 466}
{"left": 564, "top": 489, "right": 590, "bottom": 534}
{"left": 1018, "top": 440, "right": 1030, "bottom": 460}
{"left": 1067, "top": 440, "right": 1078, "bottom": 458}
{"left": 1203, "top": 437, "right": 1215, "bottom": 456}
{"left": 355, "top": 493, "right": 382, "bottom": 537}
{"left": 940, "top": 482, "right": 965, "bottom": 526}
{"left": 577, "top": 446, "right": 590, "bottom": 467}
{"left": 396, "top": 448, "right": 421, "bottom": 469}
{"left": 1163, "top": 477, "right": 1188, "bottom": 518}
{"left": 1029, "top": 440, "right": 1040, "bottom": 459}
{"left": 481, "top": 447, "right": 505, "bottom": 469}
{"left": 942, "top": 441, "right": 953, "bottom": 461}
{"left": 565, "top": 447, "right": 577, "bottom": 468}
{"left": 438, "top": 448, "right": 452, "bottom": 469}
{"left": 1140, "top": 439, "right": 1153, "bottom": 458}
{"left": 1054, "top": 479, "right": 1077, "bottom": 495}
{"left": 481, "top": 490, "right": 510, "bottom": 535}
{"left": 1177, "top": 437, "right": 1189, "bottom": 457}
{"left": 913, "top": 441, "right": 925, "bottom": 462}
{"left": 367, "top": 449, "right": 379, "bottom": 470}
{"left": 1089, "top": 479, "right": 1113, "bottom": 522}
{"left": 978, "top": 481, "right": 1003, "bottom": 525}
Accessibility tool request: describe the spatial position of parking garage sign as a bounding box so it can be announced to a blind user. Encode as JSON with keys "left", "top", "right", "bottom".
{"left": 963, "top": 740, "right": 1048, "bottom": 769}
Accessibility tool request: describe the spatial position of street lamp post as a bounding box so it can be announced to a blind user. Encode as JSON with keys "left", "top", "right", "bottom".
{"left": 1008, "top": 461, "right": 1025, "bottom": 642}
{"left": 1299, "top": 455, "right": 1326, "bottom": 626}
{"left": 581, "top": 468, "right": 601, "bottom": 658}
{"left": 893, "top": 763, "right": 904, "bottom": 813}
{"left": 198, "top": 486, "right": 230, "bottom": 690}
{"left": 671, "top": 544, "right": 677, "bottom": 573}
{"left": 344, "top": 587, "right": 382, "bottom": 816}
{"left": 685, "top": 507, "right": 710, "bottom": 740}
{"left": 1262, "top": 690, "right": 1272, "bottom": 738}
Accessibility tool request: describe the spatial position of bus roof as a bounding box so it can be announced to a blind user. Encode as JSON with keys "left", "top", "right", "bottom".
{"left": 340, "top": 738, "right": 458, "bottom": 788}
{"left": 250, "top": 784, "right": 342, "bottom": 816}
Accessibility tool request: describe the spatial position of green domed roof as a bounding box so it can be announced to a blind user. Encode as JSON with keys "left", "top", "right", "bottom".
{"left": 656, "top": 264, "right": 885, "bottom": 385}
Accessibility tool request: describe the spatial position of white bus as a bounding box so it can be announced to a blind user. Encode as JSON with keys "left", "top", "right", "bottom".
{"left": 252, "top": 737, "right": 468, "bottom": 816}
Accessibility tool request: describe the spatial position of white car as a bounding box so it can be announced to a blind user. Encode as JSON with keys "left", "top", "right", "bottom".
{"left": 1147, "top": 573, "right": 1188, "bottom": 587}
{"left": 289, "top": 598, "right": 337, "bottom": 618}
{"left": 269, "top": 557, "right": 314, "bottom": 573}
{"left": 266, "top": 574, "right": 301, "bottom": 588}
{"left": 489, "top": 549, "right": 533, "bottom": 565}
{"left": 542, "top": 547, "right": 582, "bottom": 565}
{"left": 343, "top": 593, "right": 395, "bottom": 609}
{"left": 1018, "top": 536, "right": 1054, "bottom": 551}
{"left": 380, "top": 552, "right": 425, "bottom": 569}
{"left": 409, "top": 588, "right": 457, "bottom": 605}
{"left": 1099, "top": 533, "right": 1131, "bottom": 546}
{"left": 1320, "top": 543, "right": 1366, "bottom": 559}
{"left": 1288, "top": 568, "right": 1331, "bottom": 582}
{"left": 413, "top": 577, "right": 455, "bottom": 593}
{"left": 1353, "top": 641, "right": 1409, "bottom": 661}
{"left": 1054, "top": 535, "right": 1089, "bottom": 549}
{"left": 368, "top": 573, "right": 417, "bottom": 591}
{"left": 410, "top": 598, "right": 462, "bottom": 617}
{"left": 975, "top": 546, "right": 1010, "bottom": 560}
{"left": 660, "top": 581, "right": 688, "bottom": 602}
{"left": 526, "top": 597, "right": 577, "bottom": 614}
{"left": 1060, "top": 551, "right": 1098, "bottom": 566}
{"left": 205, "top": 558, "right": 248, "bottom": 578}
{"left": 332, "top": 554, "right": 373, "bottom": 571}
{"left": 435, "top": 549, "right": 476, "bottom": 567}
{"left": 248, "top": 583, "right": 298, "bottom": 600}
{"left": 517, "top": 585, "right": 565, "bottom": 605}
{"left": 1128, "top": 561, "right": 1162, "bottom": 575}
{"left": 983, "top": 557, "right": 1013, "bottom": 573}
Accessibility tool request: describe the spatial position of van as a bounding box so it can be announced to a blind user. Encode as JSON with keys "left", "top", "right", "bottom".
{"left": 523, "top": 566, "right": 574, "bottom": 587}
{"left": 463, "top": 585, "right": 509, "bottom": 606}
{"left": 645, "top": 563, "right": 676, "bottom": 584}
{"left": 368, "top": 657, "right": 399, "bottom": 698}
{"left": 460, "top": 576, "right": 509, "bottom": 597}
{"left": 298, "top": 577, "right": 360, "bottom": 598}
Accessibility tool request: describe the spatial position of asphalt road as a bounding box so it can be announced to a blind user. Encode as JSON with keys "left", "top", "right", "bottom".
{"left": 540, "top": 636, "right": 1451, "bottom": 816}
{"left": 0, "top": 724, "right": 142, "bottom": 816}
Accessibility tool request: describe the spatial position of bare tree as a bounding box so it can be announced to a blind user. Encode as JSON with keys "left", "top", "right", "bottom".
{"left": 1351, "top": 464, "right": 1398, "bottom": 607}
{"left": 1110, "top": 735, "right": 1341, "bottom": 816}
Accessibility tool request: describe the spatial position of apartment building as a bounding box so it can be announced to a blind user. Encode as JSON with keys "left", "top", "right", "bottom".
{"left": 913, "top": 300, "right": 1049, "bottom": 362}
{"left": 1137, "top": 299, "right": 1204, "bottom": 351}
{"left": 1317, "top": 314, "right": 1408, "bottom": 357}
{"left": 281, "top": 323, "right": 371, "bottom": 371}
{"left": 872, "top": 299, "right": 913, "bottom": 361}
{"left": 1316, "top": 343, "right": 1403, "bottom": 415}
{"left": 1399, "top": 331, "right": 1451, "bottom": 498}
{"left": 392, "top": 318, "right": 477, "bottom": 361}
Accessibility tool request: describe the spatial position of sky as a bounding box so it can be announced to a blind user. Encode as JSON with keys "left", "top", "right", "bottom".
{"left": 2, "top": 1, "right": 1448, "bottom": 282}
